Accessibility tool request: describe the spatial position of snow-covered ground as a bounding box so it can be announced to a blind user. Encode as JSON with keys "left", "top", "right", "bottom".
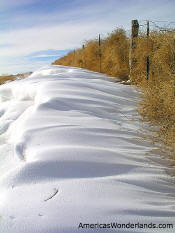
{"left": 0, "top": 65, "right": 175, "bottom": 233}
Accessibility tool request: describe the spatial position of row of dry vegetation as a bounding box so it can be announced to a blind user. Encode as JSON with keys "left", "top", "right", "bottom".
{"left": 53, "top": 28, "right": 175, "bottom": 156}
{"left": 0, "top": 74, "right": 17, "bottom": 85}
{"left": 0, "top": 72, "right": 32, "bottom": 85}
{"left": 134, "top": 31, "right": 175, "bottom": 157}
{"left": 53, "top": 29, "right": 130, "bottom": 80}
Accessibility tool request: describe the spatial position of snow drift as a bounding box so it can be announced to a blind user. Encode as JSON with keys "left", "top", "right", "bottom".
{"left": 0, "top": 65, "right": 175, "bottom": 233}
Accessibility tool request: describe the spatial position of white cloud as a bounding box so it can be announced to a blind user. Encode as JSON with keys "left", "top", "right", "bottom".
{"left": 31, "top": 54, "right": 61, "bottom": 58}
{"left": 0, "top": 56, "right": 48, "bottom": 75}
{"left": 1, "top": 21, "right": 118, "bottom": 57}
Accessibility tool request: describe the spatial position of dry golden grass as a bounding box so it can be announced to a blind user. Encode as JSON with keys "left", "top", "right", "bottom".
{"left": 133, "top": 31, "right": 175, "bottom": 156}
{"left": 53, "top": 28, "right": 175, "bottom": 154}
{"left": 0, "top": 72, "right": 32, "bottom": 85}
{"left": 53, "top": 29, "right": 130, "bottom": 80}
{"left": 0, "top": 75, "right": 16, "bottom": 85}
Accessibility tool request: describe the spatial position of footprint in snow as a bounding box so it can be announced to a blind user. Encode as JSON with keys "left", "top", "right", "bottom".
{"left": 44, "top": 188, "right": 59, "bottom": 202}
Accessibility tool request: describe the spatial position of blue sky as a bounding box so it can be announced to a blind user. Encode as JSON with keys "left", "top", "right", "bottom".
{"left": 0, "top": 0, "right": 175, "bottom": 74}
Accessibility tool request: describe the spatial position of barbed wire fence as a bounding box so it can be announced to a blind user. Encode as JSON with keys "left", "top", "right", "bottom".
{"left": 129, "top": 19, "right": 175, "bottom": 82}
{"left": 74, "top": 19, "right": 175, "bottom": 82}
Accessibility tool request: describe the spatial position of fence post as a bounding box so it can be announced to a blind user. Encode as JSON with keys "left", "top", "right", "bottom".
{"left": 73, "top": 50, "right": 76, "bottom": 66}
{"left": 129, "top": 20, "right": 139, "bottom": 81}
{"left": 98, "top": 34, "right": 102, "bottom": 73}
{"left": 146, "top": 20, "right": 150, "bottom": 80}
{"left": 173, "top": 36, "right": 175, "bottom": 97}
{"left": 82, "top": 44, "right": 85, "bottom": 68}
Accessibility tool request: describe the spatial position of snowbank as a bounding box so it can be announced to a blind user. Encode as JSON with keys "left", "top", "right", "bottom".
{"left": 0, "top": 65, "right": 175, "bottom": 233}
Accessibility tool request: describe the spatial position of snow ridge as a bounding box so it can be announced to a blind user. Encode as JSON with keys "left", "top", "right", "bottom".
{"left": 0, "top": 65, "right": 175, "bottom": 233}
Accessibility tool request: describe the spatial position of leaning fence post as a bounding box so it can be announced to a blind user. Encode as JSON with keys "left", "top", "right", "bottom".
{"left": 98, "top": 34, "right": 102, "bottom": 73}
{"left": 146, "top": 20, "right": 150, "bottom": 80}
{"left": 129, "top": 20, "right": 139, "bottom": 81}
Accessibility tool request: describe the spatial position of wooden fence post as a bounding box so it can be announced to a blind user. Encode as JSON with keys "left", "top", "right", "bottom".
{"left": 82, "top": 44, "right": 85, "bottom": 68}
{"left": 73, "top": 50, "right": 76, "bottom": 66}
{"left": 173, "top": 36, "right": 175, "bottom": 97}
{"left": 98, "top": 34, "right": 102, "bottom": 73}
{"left": 146, "top": 20, "right": 150, "bottom": 80}
{"left": 129, "top": 20, "right": 139, "bottom": 80}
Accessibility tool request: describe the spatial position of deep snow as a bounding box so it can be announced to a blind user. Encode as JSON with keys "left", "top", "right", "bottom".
{"left": 0, "top": 65, "right": 175, "bottom": 233}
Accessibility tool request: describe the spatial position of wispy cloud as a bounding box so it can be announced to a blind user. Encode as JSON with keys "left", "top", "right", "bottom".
{"left": 0, "top": 49, "right": 69, "bottom": 74}
{"left": 31, "top": 55, "right": 62, "bottom": 58}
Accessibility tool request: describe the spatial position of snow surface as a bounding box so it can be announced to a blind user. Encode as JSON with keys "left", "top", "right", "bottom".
{"left": 0, "top": 65, "right": 175, "bottom": 233}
